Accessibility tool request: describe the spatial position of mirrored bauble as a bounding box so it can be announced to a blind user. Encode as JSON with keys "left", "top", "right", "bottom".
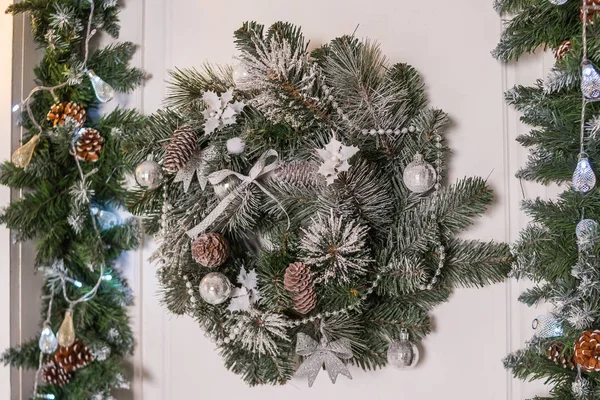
{"left": 576, "top": 219, "right": 599, "bottom": 241}
{"left": 403, "top": 153, "right": 437, "bottom": 193}
{"left": 387, "top": 330, "right": 419, "bottom": 369}
{"left": 11, "top": 134, "right": 41, "bottom": 168}
{"left": 135, "top": 160, "right": 164, "bottom": 190}
{"left": 548, "top": 0, "right": 568, "bottom": 4}
{"left": 532, "top": 315, "right": 563, "bottom": 338}
{"left": 39, "top": 325, "right": 58, "bottom": 354}
{"left": 199, "top": 272, "right": 232, "bottom": 305}
{"left": 57, "top": 310, "right": 76, "bottom": 347}
{"left": 582, "top": 61, "right": 600, "bottom": 101}
{"left": 573, "top": 154, "right": 596, "bottom": 193}
{"left": 87, "top": 70, "right": 115, "bottom": 103}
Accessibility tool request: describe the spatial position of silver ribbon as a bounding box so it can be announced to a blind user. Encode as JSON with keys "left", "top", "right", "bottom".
{"left": 173, "top": 146, "right": 218, "bottom": 193}
{"left": 186, "top": 149, "right": 289, "bottom": 238}
{"left": 295, "top": 333, "right": 353, "bottom": 387}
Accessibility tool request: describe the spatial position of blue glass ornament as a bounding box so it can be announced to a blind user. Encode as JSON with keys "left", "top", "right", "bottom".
{"left": 38, "top": 325, "right": 58, "bottom": 354}
{"left": 582, "top": 60, "right": 600, "bottom": 101}
{"left": 532, "top": 315, "right": 563, "bottom": 338}
{"left": 573, "top": 154, "right": 596, "bottom": 193}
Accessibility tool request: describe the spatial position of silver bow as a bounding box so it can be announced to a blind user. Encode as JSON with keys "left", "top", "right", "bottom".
{"left": 295, "top": 333, "right": 353, "bottom": 387}
{"left": 186, "top": 149, "right": 289, "bottom": 238}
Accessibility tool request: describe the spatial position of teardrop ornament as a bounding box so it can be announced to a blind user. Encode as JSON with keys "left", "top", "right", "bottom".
{"left": 87, "top": 70, "right": 115, "bottom": 103}
{"left": 57, "top": 310, "right": 76, "bottom": 347}
{"left": 573, "top": 154, "right": 596, "bottom": 193}
{"left": 582, "top": 60, "right": 600, "bottom": 101}
{"left": 38, "top": 324, "right": 58, "bottom": 354}
{"left": 11, "top": 134, "right": 41, "bottom": 168}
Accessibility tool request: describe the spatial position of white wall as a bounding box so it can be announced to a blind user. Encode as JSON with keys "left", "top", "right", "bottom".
{"left": 6, "top": 0, "right": 561, "bottom": 399}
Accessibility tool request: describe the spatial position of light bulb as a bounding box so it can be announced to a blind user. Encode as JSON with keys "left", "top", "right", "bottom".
{"left": 87, "top": 70, "right": 115, "bottom": 103}
{"left": 582, "top": 60, "right": 600, "bottom": 101}
{"left": 102, "top": 274, "right": 113, "bottom": 281}
{"left": 573, "top": 154, "right": 596, "bottom": 193}
{"left": 73, "top": 280, "right": 83, "bottom": 288}
{"left": 57, "top": 310, "right": 76, "bottom": 347}
{"left": 38, "top": 325, "right": 58, "bottom": 354}
{"left": 12, "top": 104, "right": 20, "bottom": 112}
{"left": 11, "top": 134, "right": 41, "bottom": 168}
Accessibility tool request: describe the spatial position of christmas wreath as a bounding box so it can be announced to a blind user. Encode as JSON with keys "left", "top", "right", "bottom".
{"left": 124, "top": 22, "right": 511, "bottom": 387}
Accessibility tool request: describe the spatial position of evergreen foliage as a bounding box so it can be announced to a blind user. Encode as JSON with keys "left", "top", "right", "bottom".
{"left": 3, "top": 0, "right": 142, "bottom": 398}
{"left": 495, "top": 1, "right": 600, "bottom": 398}
{"left": 124, "top": 21, "right": 511, "bottom": 386}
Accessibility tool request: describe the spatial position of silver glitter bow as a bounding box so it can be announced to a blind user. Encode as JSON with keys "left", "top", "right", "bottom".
{"left": 186, "top": 149, "right": 289, "bottom": 238}
{"left": 173, "top": 146, "right": 218, "bottom": 193}
{"left": 295, "top": 333, "right": 353, "bottom": 387}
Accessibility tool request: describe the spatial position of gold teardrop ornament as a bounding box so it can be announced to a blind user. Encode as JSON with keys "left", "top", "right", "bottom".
{"left": 11, "top": 134, "right": 41, "bottom": 168}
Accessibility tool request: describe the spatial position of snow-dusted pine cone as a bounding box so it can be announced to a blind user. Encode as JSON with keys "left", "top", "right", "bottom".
{"left": 554, "top": 40, "right": 572, "bottom": 60}
{"left": 164, "top": 126, "right": 198, "bottom": 172}
{"left": 575, "top": 330, "right": 600, "bottom": 371}
{"left": 47, "top": 102, "right": 86, "bottom": 127}
{"left": 284, "top": 262, "right": 316, "bottom": 314}
{"left": 271, "top": 162, "right": 325, "bottom": 188}
{"left": 191, "top": 233, "right": 230, "bottom": 268}
{"left": 74, "top": 128, "right": 104, "bottom": 162}
{"left": 547, "top": 342, "right": 575, "bottom": 370}
{"left": 42, "top": 358, "right": 72, "bottom": 386}
{"left": 54, "top": 340, "right": 94, "bottom": 372}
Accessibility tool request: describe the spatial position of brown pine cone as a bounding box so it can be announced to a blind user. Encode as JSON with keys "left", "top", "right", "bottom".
{"left": 74, "top": 128, "right": 104, "bottom": 162}
{"left": 284, "top": 262, "right": 316, "bottom": 314}
{"left": 270, "top": 162, "right": 325, "bottom": 188}
{"left": 554, "top": 40, "right": 572, "bottom": 60}
{"left": 575, "top": 330, "right": 600, "bottom": 372}
{"left": 191, "top": 233, "right": 229, "bottom": 268}
{"left": 54, "top": 340, "right": 94, "bottom": 372}
{"left": 164, "top": 126, "right": 198, "bottom": 173}
{"left": 581, "top": 0, "right": 600, "bottom": 24}
{"left": 547, "top": 342, "right": 576, "bottom": 370}
{"left": 42, "top": 358, "right": 72, "bottom": 386}
{"left": 46, "top": 102, "right": 86, "bottom": 128}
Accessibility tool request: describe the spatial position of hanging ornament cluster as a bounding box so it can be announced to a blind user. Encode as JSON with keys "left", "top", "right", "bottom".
{"left": 46, "top": 102, "right": 87, "bottom": 127}
{"left": 403, "top": 153, "right": 437, "bottom": 193}
{"left": 191, "top": 232, "right": 230, "bottom": 268}
{"left": 135, "top": 159, "right": 163, "bottom": 189}
{"left": 164, "top": 126, "right": 198, "bottom": 173}
{"left": 387, "top": 329, "right": 420, "bottom": 369}
{"left": 11, "top": 134, "right": 41, "bottom": 168}
{"left": 73, "top": 128, "right": 105, "bottom": 162}
{"left": 574, "top": 329, "right": 600, "bottom": 371}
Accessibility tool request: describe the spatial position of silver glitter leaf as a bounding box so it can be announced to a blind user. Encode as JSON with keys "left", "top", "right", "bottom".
{"left": 295, "top": 333, "right": 352, "bottom": 387}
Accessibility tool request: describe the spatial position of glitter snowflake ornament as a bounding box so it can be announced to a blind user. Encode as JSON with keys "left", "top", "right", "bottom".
{"left": 316, "top": 134, "right": 359, "bottom": 185}
{"left": 202, "top": 89, "right": 245, "bottom": 135}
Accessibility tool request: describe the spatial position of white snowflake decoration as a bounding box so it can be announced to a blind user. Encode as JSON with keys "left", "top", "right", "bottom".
{"left": 316, "top": 134, "right": 359, "bottom": 185}
{"left": 202, "top": 89, "right": 245, "bottom": 135}
{"left": 228, "top": 266, "right": 261, "bottom": 312}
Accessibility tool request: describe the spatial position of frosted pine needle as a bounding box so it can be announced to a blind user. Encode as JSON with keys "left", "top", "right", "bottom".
{"left": 225, "top": 311, "right": 289, "bottom": 356}
{"left": 300, "top": 210, "right": 372, "bottom": 283}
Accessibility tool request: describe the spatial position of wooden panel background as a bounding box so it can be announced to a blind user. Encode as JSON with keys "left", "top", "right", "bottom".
{"left": 4, "top": 0, "right": 562, "bottom": 398}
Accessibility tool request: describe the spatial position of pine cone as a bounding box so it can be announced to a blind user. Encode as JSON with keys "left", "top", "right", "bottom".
{"left": 164, "top": 126, "right": 198, "bottom": 172}
{"left": 284, "top": 262, "right": 316, "bottom": 314}
{"left": 581, "top": 0, "right": 600, "bottom": 24}
{"left": 191, "top": 233, "right": 229, "bottom": 268}
{"left": 42, "top": 358, "right": 72, "bottom": 386}
{"left": 575, "top": 330, "right": 600, "bottom": 372}
{"left": 271, "top": 162, "right": 325, "bottom": 188}
{"left": 547, "top": 342, "right": 576, "bottom": 370}
{"left": 74, "top": 128, "right": 104, "bottom": 162}
{"left": 46, "top": 102, "right": 86, "bottom": 128}
{"left": 54, "top": 340, "right": 94, "bottom": 372}
{"left": 554, "top": 40, "right": 572, "bottom": 60}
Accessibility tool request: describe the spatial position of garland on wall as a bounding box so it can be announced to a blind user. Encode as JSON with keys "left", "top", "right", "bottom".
{"left": 2, "top": 1, "right": 143, "bottom": 399}
{"left": 124, "top": 22, "right": 511, "bottom": 387}
{"left": 495, "top": 0, "right": 600, "bottom": 398}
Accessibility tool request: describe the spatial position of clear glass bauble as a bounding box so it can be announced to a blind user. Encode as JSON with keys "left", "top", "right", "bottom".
{"left": 199, "top": 272, "right": 232, "bottom": 305}
{"left": 39, "top": 325, "right": 58, "bottom": 354}
{"left": 573, "top": 154, "right": 596, "bottom": 193}
{"left": 135, "top": 160, "right": 164, "bottom": 190}
{"left": 403, "top": 153, "right": 437, "bottom": 193}
{"left": 576, "top": 219, "right": 599, "bottom": 241}
{"left": 387, "top": 331, "right": 419, "bottom": 369}
{"left": 87, "top": 70, "right": 115, "bottom": 103}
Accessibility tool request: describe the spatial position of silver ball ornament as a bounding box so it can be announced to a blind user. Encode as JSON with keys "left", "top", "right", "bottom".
{"left": 135, "top": 160, "right": 163, "bottom": 189}
{"left": 387, "top": 330, "right": 419, "bottom": 369}
{"left": 403, "top": 153, "right": 437, "bottom": 193}
{"left": 199, "top": 272, "right": 232, "bottom": 305}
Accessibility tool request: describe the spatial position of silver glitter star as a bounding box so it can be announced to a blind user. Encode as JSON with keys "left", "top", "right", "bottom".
{"left": 173, "top": 146, "right": 218, "bottom": 193}
{"left": 295, "top": 333, "right": 353, "bottom": 387}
